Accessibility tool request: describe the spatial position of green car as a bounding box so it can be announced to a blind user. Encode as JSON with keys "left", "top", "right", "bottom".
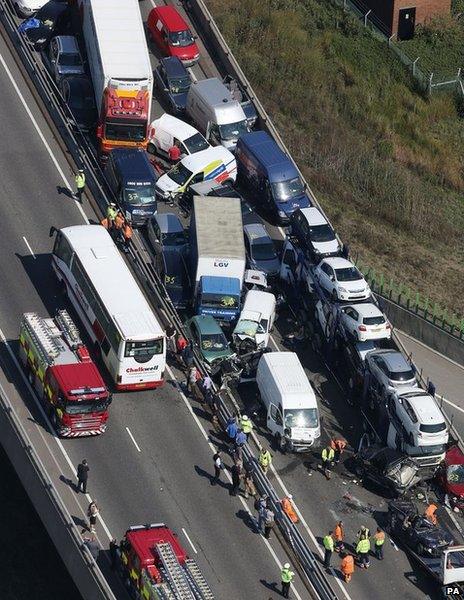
{"left": 186, "top": 315, "right": 234, "bottom": 366}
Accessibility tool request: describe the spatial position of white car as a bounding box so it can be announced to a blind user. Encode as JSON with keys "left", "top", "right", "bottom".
{"left": 340, "top": 303, "right": 391, "bottom": 341}
{"left": 11, "top": 0, "right": 47, "bottom": 18}
{"left": 147, "top": 114, "right": 210, "bottom": 160}
{"left": 313, "top": 257, "right": 370, "bottom": 301}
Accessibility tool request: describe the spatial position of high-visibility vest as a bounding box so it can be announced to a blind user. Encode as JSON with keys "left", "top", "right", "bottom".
{"left": 356, "top": 538, "right": 370, "bottom": 554}
{"left": 322, "top": 448, "right": 334, "bottom": 462}
{"left": 341, "top": 555, "right": 354, "bottom": 575}
{"left": 323, "top": 535, "right": 334, "bottom": 551}
{"left": 374, "top": 531, "right": 385, "bottom": 546}
{"left": 281, "top": 567, "right": 294, "bottom": 583}
{"left": 259, "top": 451, "right": 272, "bottom": 467}
{"left": 240, "top": 416, "right": 253, "bottom": 434}
{"left": 75, "top": 173, "right": 85, "bottom": 189}
{"left": 107, "top": 206, "right": 118, "bottom": 220}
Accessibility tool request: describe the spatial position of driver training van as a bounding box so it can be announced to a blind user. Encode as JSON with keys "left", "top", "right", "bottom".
{"left": 256, "top": 352, "right": 321, "bottom": 452}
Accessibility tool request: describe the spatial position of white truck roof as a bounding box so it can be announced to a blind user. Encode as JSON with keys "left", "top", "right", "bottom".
{"left": 150, "top": 113, "right": 201, "bottom": 143}
{"left": 84, "top": 0, "right": 152, "bottom": 81}
{"left": 192, "top": 196, "right": 245, "bottom": 260}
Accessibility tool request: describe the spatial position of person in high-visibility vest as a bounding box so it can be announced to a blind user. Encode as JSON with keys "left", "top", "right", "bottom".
{"left": 106, "top": 203, "right": 118, "bottom": 230}
{"left": 334, "top": 520, "right": 344, "bottom": 552}
{"left": 74, "top": 169, "right": 85, "bottom": 202}
{"left": 114, "top": 211, "right": 124, "bottom": 231}
{"left": 280, "top": 563, "right": 294, "bottom": 599}
{"left": 281, "top": 494, "right": 299, "bottom": 524}
{"left": 323, "top": 531, "right": 334, "bottom": 569}
{"left": 340, "top": 551, "right": 355, "bottom": 583}
{"left": 356, "top": 533, "right": 371, "bottom": 569}
{"left": 240, "top": 414, "right": 253, "bottom": 440}
{"left": 259, "top": 448, "right": 272, "bottom": 474}
{"left": 373, "top": 527, "right": 385, "bottom": 560}
{"left": 424, "top": 503, "right": 438, "bottom": 526}
{"left": 321, "top": 445, "right": 335, "bottom": 480}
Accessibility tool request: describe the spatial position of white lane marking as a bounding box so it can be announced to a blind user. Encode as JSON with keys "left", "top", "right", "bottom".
{"left": 439, "top": 395, "right": 464, "bottom": 416}
{"left": 0, "top": 326, "right": 113, "bottom": 542}
{"left": 165, "top": 365, "right": 302, "bottom": 600}
{"left": 182, "top": 527, "right": 198, "bottom": 554}
{"left": 126, "top": 426, "right": 142, "bottom": 452}
{"left": 0, "top": 51, "right": 89, "bottom": 225}
{"left": 22, "top": 236, "right": 36, "bottom": 259}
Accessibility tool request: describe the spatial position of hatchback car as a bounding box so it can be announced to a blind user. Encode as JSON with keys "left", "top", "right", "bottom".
{"left": 340, "top": 303, "right": 391, "bottom": 342}
{"left": 21, "top": 1, "right": 70, "bottom": 50}
{"left": 154, "top": 57, "right": 191, "bottom": 115}
{"left": 365, "top": 349, "right": 417, "bottom": 393}
{"left": 313, "top": 257, "right": 370, "bottom": 301}
{"left": 48, "top": 35, "right": 84, "bottom": 82}
{"left": 243, "top": 223, "right": 280, "bottom": 278}
{"left": 147, "top": 213, "right": 188, "bottom": 257}
{"left": 290, "top": 207, "right": 341, "bottom": 260}
{"left": 147, "top": 5, "right": 199, "bottom": 66}
{"left": 60, "top": 76, "right": 97, "bottom": 132}
{"left": 185, "top": 315, "right": 233, "bottom": 366}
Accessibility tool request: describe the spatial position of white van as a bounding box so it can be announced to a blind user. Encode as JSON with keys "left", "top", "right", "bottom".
{"left": 233, "top": 289, "right": 276, "bottom": 352}
{"left": 186, "top": 78, "right": 249, "bottom": 150}
{"left": 256, "top": 352, "right": 321, "bottom": 452}
{"left": 155, "top": 146, "right": 237, "bottom": 202}
{"left": 147, "top": 114, "right": 210, "bottom": 159}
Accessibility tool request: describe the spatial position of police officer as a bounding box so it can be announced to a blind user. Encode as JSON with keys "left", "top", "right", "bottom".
{"left": 258, "top": 447, "right": 272, "bottom": 475}
{"left": 356, "top": 533, "right": 371, "bottom": 569}
{"left": 239, "top": 414, "right": 253, "bottom": 441}
{"left": 321, "top": 445, "right": 335, "bottom": 479}
{"left": 74, "top": 169, "right": 85, "bottom": 202}
{"left": 281, "top": 563, "right": 295, "bottom": 598}
{"left": 323, "top": 531, "right": 334, "bottom": 569}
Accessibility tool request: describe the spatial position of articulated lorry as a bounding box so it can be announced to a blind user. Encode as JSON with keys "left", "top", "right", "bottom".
{"left": 78, "top": 0, "right": 153, "bottom": 155}
{"left": 190, "top": 196, "right": 246, "bottom": 323}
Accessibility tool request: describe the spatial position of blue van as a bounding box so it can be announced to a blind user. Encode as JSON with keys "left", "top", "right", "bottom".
{"left": 235, "top": 131, "right": 311, "bottom": 224}
{"left": 106, "top": 149, "right": 158, "bottom": 226}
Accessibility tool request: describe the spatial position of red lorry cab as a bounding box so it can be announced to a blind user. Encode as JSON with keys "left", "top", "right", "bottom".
{"left": 147, "top": 6, "right": 199, "bottom": 66}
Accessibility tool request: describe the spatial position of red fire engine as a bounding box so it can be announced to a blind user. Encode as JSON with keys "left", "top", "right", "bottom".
{"left": 19, "top": 311, "right": 111, "bottom": 437}
{"left": 117, "top": 523, "right": 214, "bottom": 599}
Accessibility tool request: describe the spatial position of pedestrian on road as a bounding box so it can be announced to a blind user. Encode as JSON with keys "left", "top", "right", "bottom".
{"left": 76, "top": 459, "right": 89, "bottom": 494}
{"left": 321, "top": 445, "right": 335, "bottom": 480}
{"left": 256, "top": 495, "right": 267, "bottom": 533}
{"left": 211, "top": 451, "right": 223, "bottom": 486}
{"left": 323, "top": 531, "right": 334, "bottom": 569}
{"left": 226, "top": 416, "right": 238, "bottom": 446}
{"left": 330, "top": 437, "right": 347, "bottom": 464}
{"left": 281, "top": 562, "right": 295, "bottom": 598}
{"left": 334, "top": 521, "right": 345, "bottom": 552}
{"left": 281, "top": 495, "right": 298, "bottom": 524}
{"left": 243, "top": 465, "right": 257, "bottom": 499}
{"left": 259, "top": 447, "right": 272, "bottom": 475}
{"left": 356, "top": 526, "right": 370, "bottom": 543}
{"left": 230, "top": 462, "right": 241, "bottom": 496}
{"left": 106, "top": 203, "right": 118, "bottom": 233}
{"left": 182, "top": 342, "right": 194, "bottom": 370}
{"left": 87, "top": 501, "right": 99, "bottom": 534}
{"left": 166, "top": 325, "right": 177, "bottom": 358}
{"left": 202, "top": 374, "right": 213, "bottom": 396}
{"left": 168, "top": 141, "right": 181, "bottom": 162}
{"left": 373, "top": 527, "right": 385, "bottom": 560}
{"left": 263, "top": 505, "right": 275, "bottom": 539}
{"left": 74, "top": 169, "right": 85, "bottom": 202}
{"left": 356, "top": 533, "right": 370, "bottom": 569}
{"left": 123, "top": 220, "right": 133, "bottom": 252}
{"left": 187, "top": 365, "right": 198, "bottom": 394}
{"left": 235, "top": 428, "right": 247, "bottom": 449}
{"left": 340, "top": 552, "right": 354, "bottom": 583}
{"left": 424, "top": 503, "right": 438, "bottom": 525}
{"left": 114, "top": 211, "right": 124, "bottom": 233}
{"left": 239, "top": 414, "right": 253, "bottom": 441}
{"left": 109, "top": 539, "right": 119, "bottom": 570}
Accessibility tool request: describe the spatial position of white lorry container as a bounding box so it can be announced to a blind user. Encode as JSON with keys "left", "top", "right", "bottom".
{"left": 78, "top": 0, "right": 153, "bottom": 153}
{"left": 233, "top": 289, "right": 276, "bottom": 352}
{"left": 189, "top": 196, "right": 246, "bottom": 323}
{"left": 256, "top": 352, "right": 321, "bottom": 451}
{"left": 186, "top": 78, "right": 249, "bottom": 150}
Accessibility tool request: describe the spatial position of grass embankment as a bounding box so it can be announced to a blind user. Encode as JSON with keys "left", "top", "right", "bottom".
{"left": 206, "top": 0, "right": 464, "bottom": 319}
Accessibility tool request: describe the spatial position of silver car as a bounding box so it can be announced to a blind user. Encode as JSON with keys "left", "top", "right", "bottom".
{"left": 365, "top": 349, "right": 417, "bottom": 396}
{"left": 49, "top": 36, "right": 84, "bottom": 83}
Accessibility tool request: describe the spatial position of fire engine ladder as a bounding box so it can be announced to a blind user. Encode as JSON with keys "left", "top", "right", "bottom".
{"left": 184, "top": 559, "right": 214, "bottom": 600}
{"left": 22, "top": 313, "right": 62, "bottom": 365}
{"left": 156, "top": 542, "right": 195, "bottom": 600}
{"left": 54, "top": 309, "right": 82, "bottom": 350}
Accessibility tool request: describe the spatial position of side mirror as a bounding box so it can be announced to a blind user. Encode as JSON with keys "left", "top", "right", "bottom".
{"left": 163, "top": 88, "right": 169, "bottom": 93}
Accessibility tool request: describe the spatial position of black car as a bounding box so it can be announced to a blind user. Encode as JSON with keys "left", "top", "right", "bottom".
{"left": 154, "top": 248, "right": 191, "bottom": 309}
{"left": 354, "top": 445, "right": 420, "bottom": 496}
{"left": 60, "top": 76, "right": 97, "bottom": 132}
{"left": 154, "top": 57, "right": 191, "bottom": 114}
{"left": 387, "top": 500, "right": 454, "bottom": 557}
{"left": 21, "top": 1, "right": 70, "bottom": 50}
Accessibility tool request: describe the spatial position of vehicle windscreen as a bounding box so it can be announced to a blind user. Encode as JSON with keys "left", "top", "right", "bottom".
{"left": 124, "top": 185, "right": 155, "bottom": 205}
{"left": 105, "top": 121, "right": 146, "bottom": 142}
{"left": 407, "top": 444, "right": 447, "bottom": 457}
{"left": 201, "top": 333, "right": 228, "bottom": 351}
{"left": 284, "top": 408, "right": 319, "bottom": 429}
{"left": 389, "top": 368, "right": 415, "bottom": 381}
{"left": 419, "top": 422, "right": 447, "bottom": 433}
{"left": 202, "top": 294, "right": 239, "bottom": 309}
{"left": 59, "top": 53, "right": 81, "bottom": 67}
{"left": 184, "top": 133, "right": 209, "bottom": 154}
{"left": 335, "top": 266, "right": 362, "bottom": 282}
{"left": 167, "top": 162, "right": 193, "bottom": 186}
{"left": 162, "top": 231, "right": 186, "bottom": 246}
{"left": 252, "top": 241, "right": 277, "bottom": 261}
{"left": 447, "top": 464, "right": 464, "bottom": 484}
{"left": 169, "top": 76, "right": 191, "bottom": 94}
{"left": 169, "top": 30, "right": 194, "bottom": 47}
{"left": 363, "top": 316, "right": 385, "bottom": 326}
{"left": 65, "top": 399, "right": 109, "bottom": 415}
{"left": 124, "top": 338, "right": 164, "bottom": 363}
{"left": 70, "top": 91, "right": 95, "bottom": 110}
{"left": 271, "top": 176, "right": 305, "bottom": 203}
{"left": 309, "top": 223, "right": 334, "bottom": 242}
{"left": 218, "top": 120, "right": 248, "bottom": 141}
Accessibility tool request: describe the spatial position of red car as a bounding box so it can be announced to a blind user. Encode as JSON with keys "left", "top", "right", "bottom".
{"left": 437, "top": 445, "right": 464, "bottom": 510}
{"left": 147, "top": 6, "right": 200, "bottom": 66}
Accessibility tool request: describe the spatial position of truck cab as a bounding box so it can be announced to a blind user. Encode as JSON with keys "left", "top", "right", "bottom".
{"left": 196, "top": 275, "right": 241, "bottom": 323}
